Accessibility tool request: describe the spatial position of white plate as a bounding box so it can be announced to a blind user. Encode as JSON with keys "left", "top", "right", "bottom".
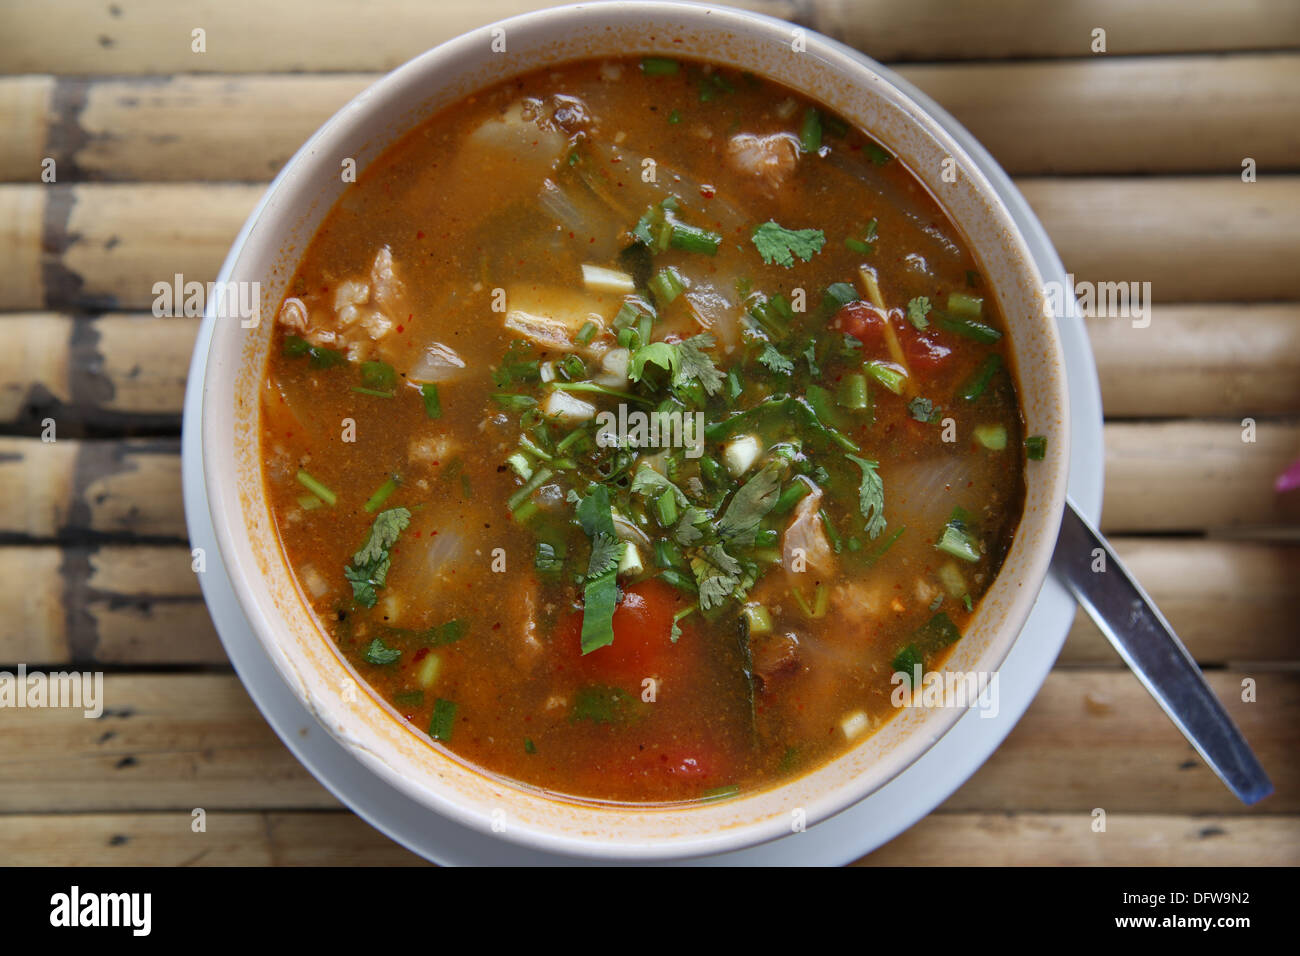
{"left": 181, "top": 54, "right": 1103, "bottom": 867}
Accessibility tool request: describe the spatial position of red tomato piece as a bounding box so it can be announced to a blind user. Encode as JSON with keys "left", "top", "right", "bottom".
{"left": 898, "top": 327, "right": 953, "bottom": 370}
{"left": 558, "top": 579, "right": 694, "bottom": 689}
{"left": 831, "top": 301, "right": 888, "bottom": 349}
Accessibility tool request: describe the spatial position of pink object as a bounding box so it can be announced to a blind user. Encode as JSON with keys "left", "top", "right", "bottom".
{"left": 1276, "top": 458, "right": 1300, "bottom": 493}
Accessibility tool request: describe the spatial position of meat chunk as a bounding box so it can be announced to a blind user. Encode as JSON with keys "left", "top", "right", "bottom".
{"left": 369, "top": 246, "right": 405, "bottom": 317}
{"left": 549, "top": 94, "right": 591, "bottom": 134}
{"left": 278, "top": 296, "right": 309, "bottom": 333}
{"left": 782, "top": 484, "right": 834, "bottom": 576}
{"left": 832, "top": 579, "right": 890, "bottom": 627}
{"left": 275, "top": 246, "right": 405, "bottom": 363}
{"left": 503, "top": 285, "right": 619, "bottom": 353}
{"left": 752, "top": 631, "right": 800, "bottom": 688}
{"left": 726, "top": 132, "right": 800, "bottom": 197}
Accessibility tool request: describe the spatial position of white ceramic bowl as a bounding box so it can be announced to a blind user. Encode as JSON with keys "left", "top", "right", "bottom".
{"left": 199, "top": 0, "right": 1070, "bottom": 860}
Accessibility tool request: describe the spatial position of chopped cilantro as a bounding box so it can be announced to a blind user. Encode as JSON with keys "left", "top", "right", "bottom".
{"left": 344, "top": 507, "right": 411, "bottom": 608}
{"left": 674, "top": 506, "right": 710, "bottom": 547}
{"left": 631, "top": 463, "right": 690, "bottom": 506}
{"left": 906, "top": 296, "right": 932, "bottom": 330}
{"left": 670, "top": 606, "right": 696, "bottom": 643}
{"left": 912, "top": 612, "right": 963, "bottom": 650}
{"left": 907, "top": 396, "right": 941, "bottom": 423}
{"left": 676, "top": 334, "right": 726, "bottom": 395}
{"left": 362, "top": 637, "right": 401, "bottom": 666}
{"left": 845, "top": 455, "right": 886, "bottom": 540}
{"left": 751, "top": 221, "right": 826, "bottom": 268}
{"left": 586, "top": 533, "right": 626, "bottom": 580}
{"left": 892, "top": 644, "right": 924, "bottom": 683}
{"left": 717, "top": 460, "right": 783, "bottom": 547}
{"left": 492, "top": 339, "right": 540, "bottom": 387}
{"left": 690, "top": 543, "right": 744, "bottom": 611}
{"left": 629, "top": 334, "right": 725, "bottom": 396}
{"left": 802, "top": 341, "right": 820, "bottom": 376}
{"left": 628, "top": 341, "right": 679, "bottom": 383}
{"left": 758, "top": 343, "right": 795, "bottom": 375}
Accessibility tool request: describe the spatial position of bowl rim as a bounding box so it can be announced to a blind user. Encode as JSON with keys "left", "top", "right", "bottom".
{"left": 199, "top": 0, "right": 1071, "bottom": 859}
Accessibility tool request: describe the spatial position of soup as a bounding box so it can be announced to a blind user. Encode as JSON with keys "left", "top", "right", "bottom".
{"left": 259, "top": 57, "right": 1043, "bottom": 804}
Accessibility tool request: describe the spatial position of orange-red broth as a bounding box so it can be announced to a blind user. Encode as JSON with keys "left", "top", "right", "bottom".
{"left": 260, "top": 58, "right": 1026, "bottom": 803}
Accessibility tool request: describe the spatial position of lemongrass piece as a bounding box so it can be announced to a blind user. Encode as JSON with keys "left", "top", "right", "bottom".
{"left": 857, "top": 264, "right": 913, "bottom": 390}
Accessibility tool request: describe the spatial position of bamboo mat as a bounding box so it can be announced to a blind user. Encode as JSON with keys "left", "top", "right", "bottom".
{"left": 0, "top": 0, "right": 1297, "bottom": 867}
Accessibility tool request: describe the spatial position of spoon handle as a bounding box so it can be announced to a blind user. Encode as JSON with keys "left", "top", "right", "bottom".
{"left": 1052, "top": 499, "right": 1273, "bottom": 805}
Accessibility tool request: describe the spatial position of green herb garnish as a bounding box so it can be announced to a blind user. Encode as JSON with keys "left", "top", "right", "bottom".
{"left": 906, "top": 296, "right": 932, "bottom": 330}
{"left": 283, "top": 335, "right": 344, "bottom": 369}
{"left": 362, "top": 637, "right": 401, "bottom": 665}
{"left": 751, "top": 221, "right": 826, "bottom": 268}
{"left": 758, "top": 343, "right": 795, "bottom": 375}
{"left": 429, "top": 698, "right": 457, "bottom": 741}
{"left": 344, "top": 507, "right": 411, "bottom": 608}
{"left": 844, "top": 455, "right": 886, "bottom": 539}
{"left": 576, "top": 486, "right": 623, "bottom": 654}
{"left": 420, "top": 383, "right": 442, "bottom": 418}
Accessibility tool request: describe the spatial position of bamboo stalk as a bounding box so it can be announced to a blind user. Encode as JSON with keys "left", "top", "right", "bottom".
{"left": 5, "top": 55, "right": 1295, "bottom": 183}
{"left": 820, "top": 0, "right": 1300, "bottom": 62}
{"left": 0, "top": 313, "right": 198, "bottom": 429}
{"left": 2, "top": 0, "right": 1294, "bottom": 75}
{"left": 898, "top": 54, "right": 1300, "bottom": 175}
{"left": 0, "top": 437, "right": 183, "bottom": 539}
{"left": 2, "top": 179, "right": 1296, "bottom": 311}
{"left": 0, "top": 809, "right": 1291, "bottom": 865}
{"left": 1103, "top": 420, "right": 1300, "bottom": 532}
{"left": 942, "top": 670, "right": 1297, "bottom": 815}
{"left": 0, "top": 76, "right": 51, "bottom": 181}
{"left": 0, "top": 674, "right": 333, "bottom": 812}
{"left": 0, "top": 183, "right": 259, "bottom": 312}
{"left": 0, "top": 671, "right": 1288, "bottom": 813}
{"left": 1018, "top": 178, "right": 1300, "bottom": 304}
{"left": 3, "top": 307, "right": 1295, "bottom": 426}
{"left": 0, "top": 811, "right": 429, "bottom": 866}
{"left": 5, "top": 423, "right": 1295, "bottom": 543}
{"left": 858, "top": 812, "right": 1300, "bottom": 866}
{"left": 0, "top": 544, "right": 220, "bottom": 667}
{"left": 1, "top": 538, "right": 1294, "bottom": 667}
{"left": 1087, "top": 304, "right": 1300, "bottom": 417}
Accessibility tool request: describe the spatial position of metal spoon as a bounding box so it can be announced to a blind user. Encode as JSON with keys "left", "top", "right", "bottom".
{"left": 1052, "top": 498, "right": 1274, "bottom": 805}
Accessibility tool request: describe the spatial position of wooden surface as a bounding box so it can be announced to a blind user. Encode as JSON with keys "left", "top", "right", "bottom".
{"left": 0, "top": 0, "right": 1297, "bottom": 867}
